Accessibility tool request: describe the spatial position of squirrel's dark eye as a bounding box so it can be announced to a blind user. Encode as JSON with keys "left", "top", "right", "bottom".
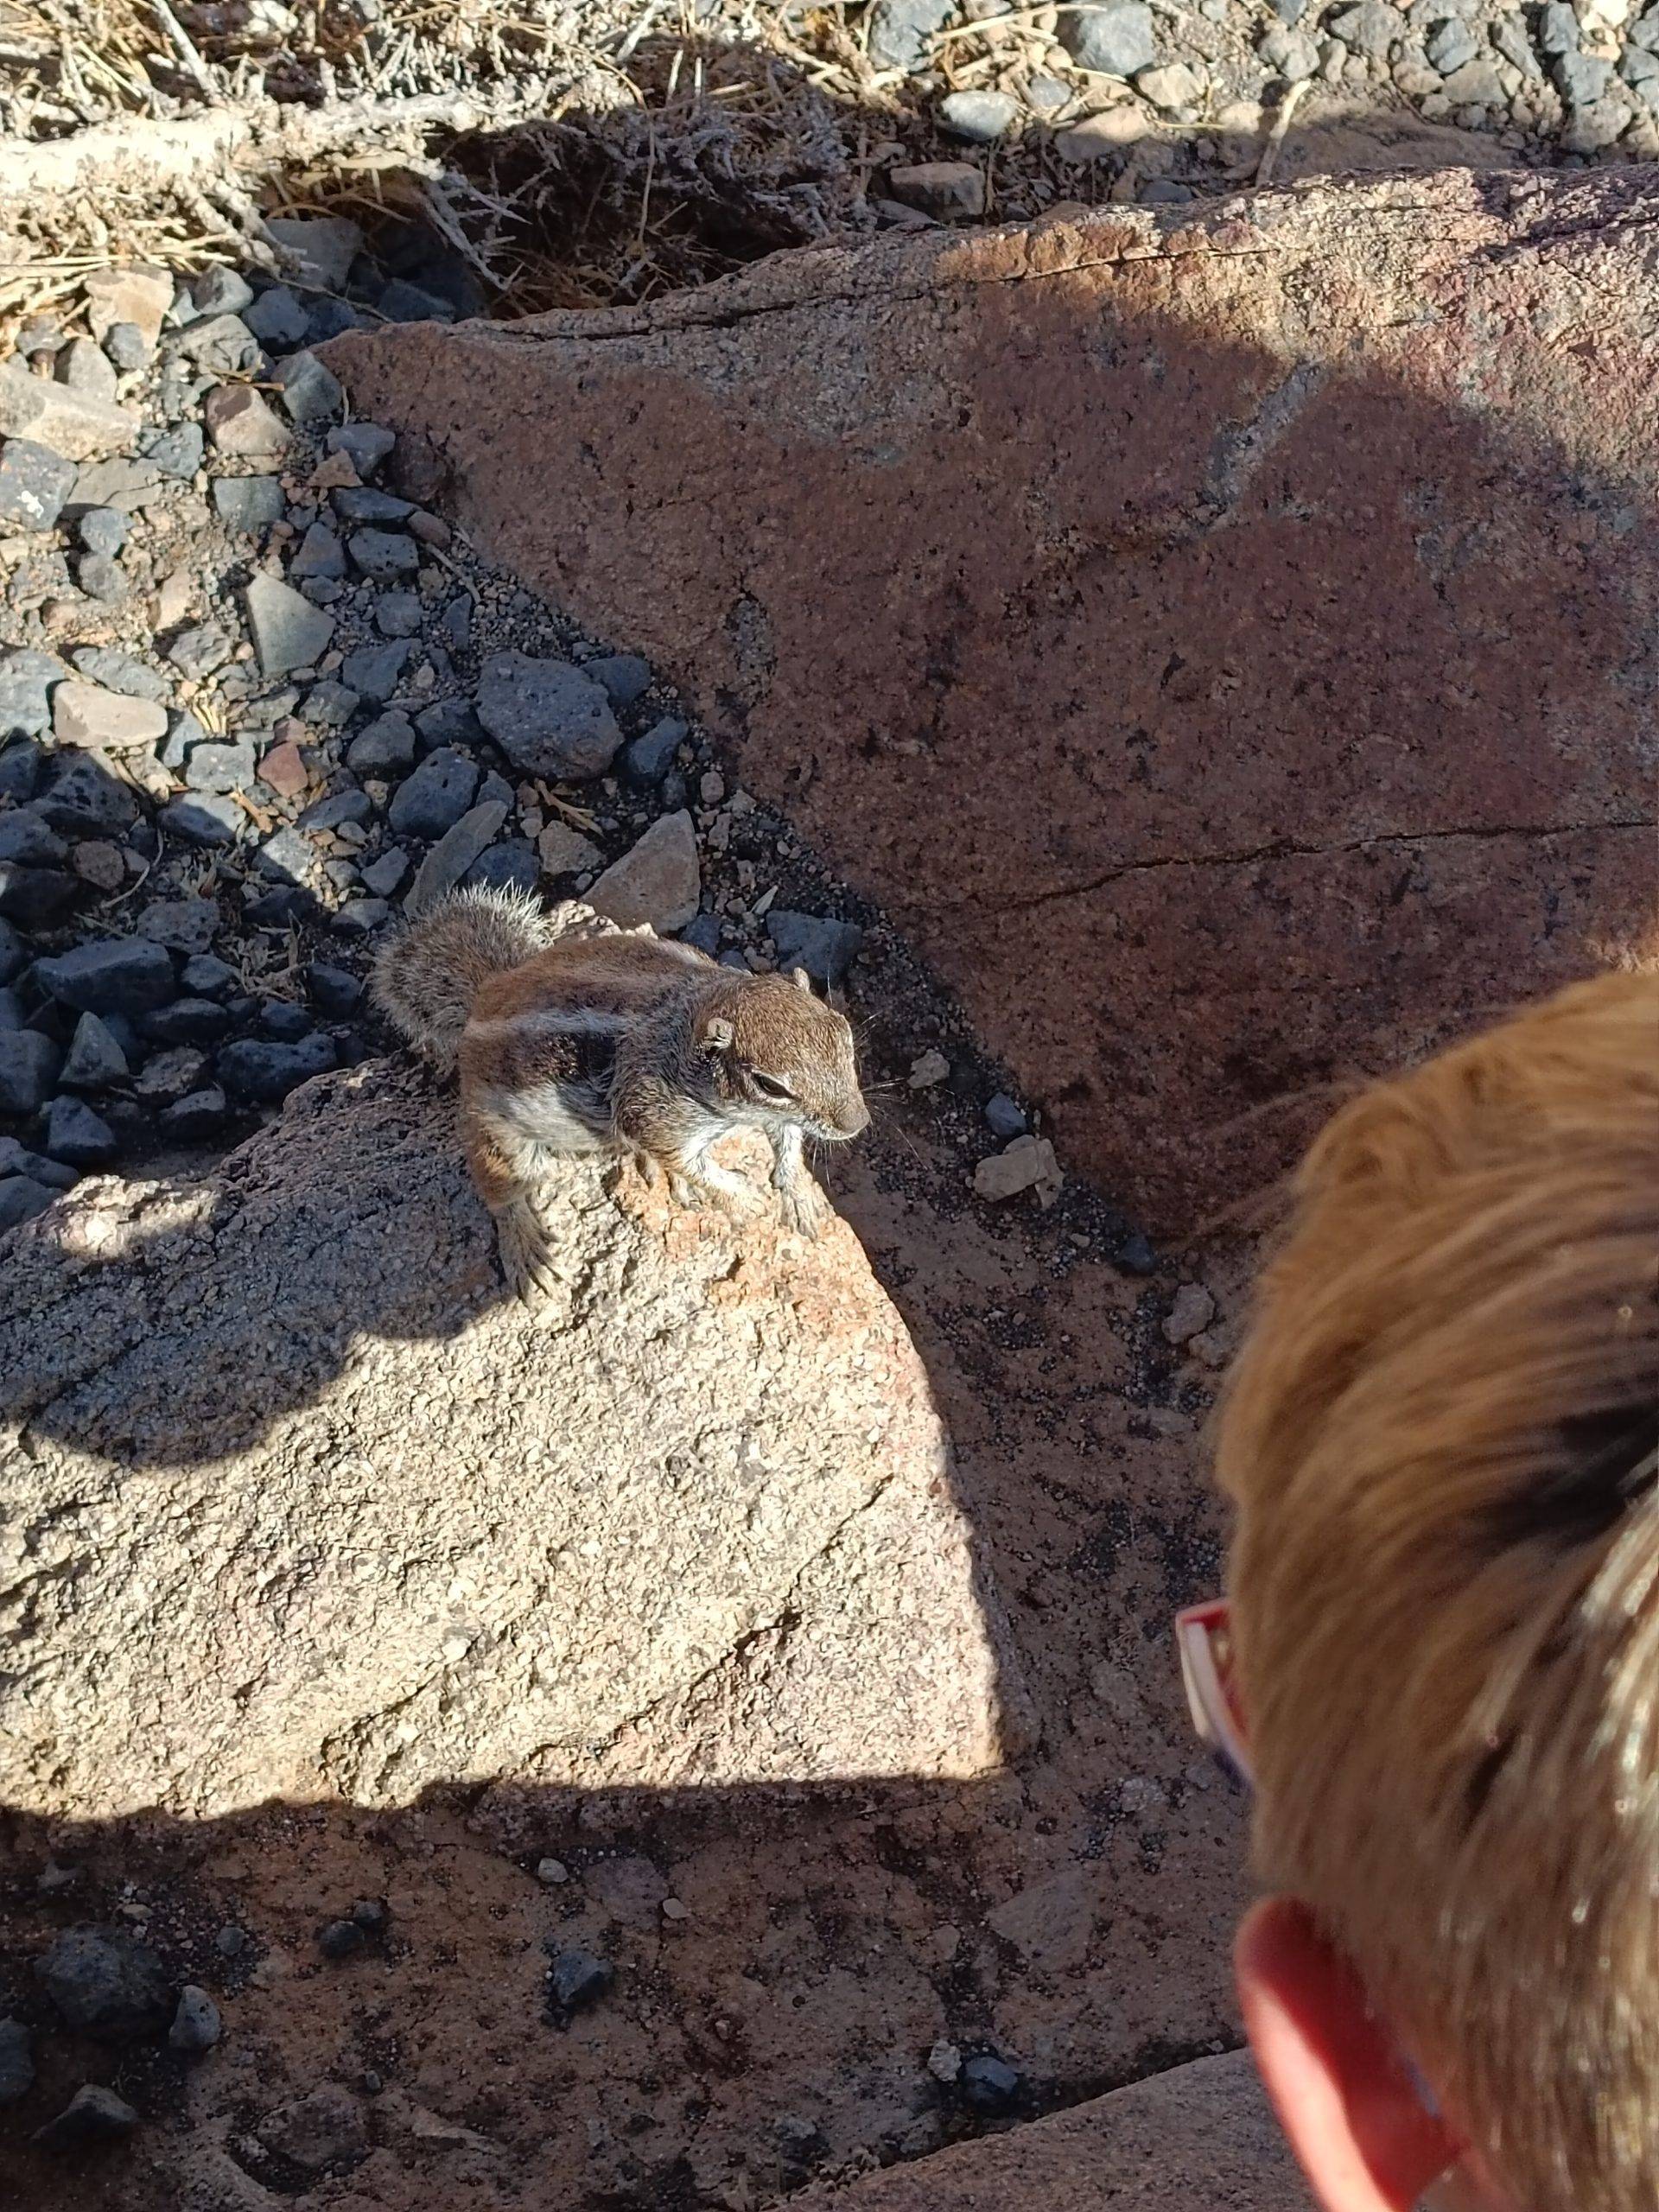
{"left": 751, "top": 1071, "right": 793, "bottom": 1102}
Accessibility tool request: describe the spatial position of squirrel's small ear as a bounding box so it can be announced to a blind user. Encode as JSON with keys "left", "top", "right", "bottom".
{"left": 790, "top": 967, "right": 813, "bottom": 995}
{"left": 702, "top": 1015, "right": 734, "bottom": 1052}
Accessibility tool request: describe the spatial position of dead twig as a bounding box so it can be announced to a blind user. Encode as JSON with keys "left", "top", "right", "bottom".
{"left": 1255, "top": 76, "right": 1306, "bottom": 189}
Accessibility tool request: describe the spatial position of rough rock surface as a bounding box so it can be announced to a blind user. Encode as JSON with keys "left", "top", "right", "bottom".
{"left": 808, "top": 2052, "right": 1309, "bottom": 2209}
{"left": 332, "top": 168, "right": 1659, "bottom": 1232}
{"left": 0, "top": 1060, "right": 1013, "bottom": 1821}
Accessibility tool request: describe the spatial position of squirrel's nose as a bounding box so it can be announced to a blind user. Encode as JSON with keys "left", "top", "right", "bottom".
{"left": 841, "top": 1096, "right": 871, "bottom": 1137}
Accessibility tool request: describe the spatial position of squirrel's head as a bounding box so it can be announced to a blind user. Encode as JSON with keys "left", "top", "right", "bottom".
{"left": 696, "top": 970, "right": 869, "bottom": 1141}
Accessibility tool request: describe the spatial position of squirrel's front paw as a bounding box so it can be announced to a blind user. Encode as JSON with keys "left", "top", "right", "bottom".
{"left": 496, "top": 1200, "right": 562, "bottom": 1308}
{"left": 778, "top": 1183, "right": 827, "bottom": 1237}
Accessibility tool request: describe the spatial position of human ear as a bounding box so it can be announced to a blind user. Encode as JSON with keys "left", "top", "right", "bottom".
{"left": 1236, "top": 1897, "right": 1464, "bottom": 2212}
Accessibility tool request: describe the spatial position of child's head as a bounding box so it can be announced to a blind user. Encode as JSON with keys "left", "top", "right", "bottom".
{"left": 1217, "top": 971, "right": 1659, "bottom": 2211}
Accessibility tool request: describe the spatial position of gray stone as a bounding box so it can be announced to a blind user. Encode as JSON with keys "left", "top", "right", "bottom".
{"left": 36, "top": 1925, "right": 170, "bottom": 2040}
{"left": 138, "top": 899, "right": 219, "bottom": 954}
{"left": 181, "top": 952, "right": 237, "bottom": 997}
{"left": 102, "top": 321, "right": 151, "bottom": 374}
{"left": 270, "top": 350, "right": 343, "bottom": 426}
{"left": 137, "top": 1046, "right": 212, "bottom": 1103}
{"left": 1328, "top": 0, "right": 1397, "bottom": 57}
{"left": 0, "top": 739, "right": 42, "bottom": 802}
{"left": 36, "top": 754, "right": 137, "bottom": 836}
{"left": 268, "top": 217, "right": 363, "bottom": 291}
{"left": 1634, "top": 7, "right": 1659, "bottom": 52}
{"left": 307, "top": 963, "right": 362, "bottom": 1016}
{"left": 766, "top": 909, "right": 864, "bottom": 986}
{"left": 35, "top": 2083, "right": 139, "bottom": 2149}
{"left": 376, "top": 278, "right": 458, "bottom": 325}
{"left": 584, "top": 652, "right": 653, "bottom": 708}
{"left": 245, "top": 575, "right": 335, "bottom": 678}
{"left": 0, "top": 1139, "right": 76, "bottom": 1188}
{"left": 212, "top": 475, "right": 284, "bottom": 533}
{"left": 57, "top": 336, "right": 118, "bottom": 403}
{"left": 219, "top": 1033, "right": 338, "bottom": 1103}
{"left": 347, "top": 528, "right": 421, "bottom": 581}
{"left": 0, "top": 1031, "right": 61, "bottom": 1113}
{"left": 254, "top": 826, "right": 316, "bottom": 881}
{"left": 298, "top": 791, "right": 373, "bottom": 831}
{"left": 345, "top": 716, "right": 417, "bottom": 779}
{"left": 1623, "top": 43, "right": 1659, "bottom": 84}
{"left": 1135, "top": 59, "right": 1205, "bottom": 109}
{"left": 140, "top": 998, "right": 231, "bottom": 1046}
{"left": 290, "top": 522, "right": 346, "bottom": 581}
{"left": 78, "top": 505, "right": 129, "bottom": 556}
{"left": 331, "top": 897, "right": 391, "bottom": 934}
{"left": 42, "top": 1096, "right": 118, "bottom": 1166}
{"left": 414, "top": 696, "right": 481, "bottom": 747}
{"left": 0, "top": 862, "right": 77, "bottom": 927}
{"left": 340, "top": 639, "right": 411, "bottom": 704}
{"left": 537, "top": 820, "right": 604, "bottom": 876}
{"left": 244, "top": 285, "right": 311, "bottom": 350}
{"left": 1, "top": 649, "right": 67, "bottom": 739}
{"left": 961, "top": 2053, "right": 1022, "bottom": 2113}
{"left": 1060, "top": 1, "right": 1157, "bottom": 76}
{"left": 404, "top": 800, "right": 509, "bottom": 913}
{"left": 1562, "top": 92, "right": 1632, "bottom": 148}
{"left": 52, "top": 681, "right": 167, "bottom": 753}
{"left": 867, "top": 0, "right": 955, "bottom": 69}
{"left": 162, "top": 708, "right": 207, "bottom": 768}
{"left": 546, "top": 1946, "right": 613, "bottom": 2017}
{"left": 168, "top": 1985, "right": 222, "bottom": 2054}
{"left": 141, "top": 421, "right": 204, "bottom": 479}
{"left": 0, "top": 359, "right": 136, "bottom": 462}
{"left": 1557, "top": 48, "right": 1613, "bottom": 100}
{"left": 325, "top": 423, "right": 395, "bottom": 476}
{"left": 203, "top": 383, "right": 288, "bottom": 458}
{"left": 71, "top": 642, "right": 167, "bottom": 693}
{"left": 175, "top": 313, "right": 262, "bottom": 377}
{"left": 372, "top": 589, "right": 423, "bottom": 638}
{"left": 162, "top": 1086, "right": 228, "bottom": 1137}
{"left": 297, "top": 679, "right": 359, "bottom": 728}
{"left": 441, "top": 595, "right": 471, "bottom": 652}
{"left": 359, "top": 847, "right": 409, "bottom": 897}
{"left": 464, "top": 839, "right": 538, "bottom": 897}
{"left": 588, "top": 810, "right": 701, "bottom": 933}
{"left": 0, "top": 918, "right": 23, "bottom": 984}
{"left": 0, "top": 437, "right": 78, "bottom": 530}
{"left": 0, "top": 1176, "right": 53, "bottom": 1230}
{"left": 1425, "top": 16, "right": 1478, "bottom": 71}
{"left": 1164, "top": 1281, "right": 1217, "bottom": 1344}
{"left": 61, "top": 1012, "right": 129, "bottom": 1089}
{"left": 888, "top": 162, "right": 986, "bottom": 220}
{"left": 35, "top": 936, "right": 175, "bottom": 1014}
{"left": 184, "top": 740, "right": 257, "bottom": 796}
{"left": 938, "top": 89, "right": 1020, "bottom": 140}
{"left": 0, "top": 2019, "right": 34, "bottom": 2103}
{"left": 162, "top": 792, "right": 242, "bottom": 846}
{"left": 70, "top": 458, "right": 162, "bottom": 515}
{"left": 0, "top": 987, "right": 21, "bottom": 1027}
{"left": 387, "top": 747, "right": 480, "bottom": 840}
{"left": 166, "top": 621, "right": 232, "bottom": 679}
{"left": 332, "top": 486, "right": 414, "bottom": 524}
{"left": 984, "top": 1091, "right": 1028, "bottom": 1139}
{"left": 307, "top": 298, "right": 362, "bottom": 343}
{"left": 0, "top": 808, "right": 67, "bottom": 866}
{"left": 1440, "top": 54, "right": 1505, "bottom": 100}
{"left": 1536, "top": 0, "right": 1579, "bottom": 52}
{"left": 255, "top": 2084, "right": 368, "bottom": 2173}
{"left": 189, "top": 266, "right": 254, "bottom": 317}
{"left": 475, "top": 652, "right": 623, "bottom": 779}
{"left": 621, "top": 715, "right": 688, "bottom": 787}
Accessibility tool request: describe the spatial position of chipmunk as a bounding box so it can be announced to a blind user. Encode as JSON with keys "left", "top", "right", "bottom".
{"left": 372, "top": 887, "right": 869, "bottom": 1300}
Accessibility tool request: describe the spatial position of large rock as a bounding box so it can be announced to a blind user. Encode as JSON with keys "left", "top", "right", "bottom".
{"left": 802, "top": 2052, "right": 1309, "bottom": 2209}
{"left": 329, "top": 168, "right": 1659, "bottom": 1233}
{"left": 0, "top": 1060, "right": 1011, "bottom": 1821}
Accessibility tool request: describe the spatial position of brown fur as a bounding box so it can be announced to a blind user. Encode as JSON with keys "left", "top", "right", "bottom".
{"left": 372, "top": 890, "right": 868, "bottom": 1299}
{"left": 1218, "top": 970, "right": 1659, "bottom": 2209}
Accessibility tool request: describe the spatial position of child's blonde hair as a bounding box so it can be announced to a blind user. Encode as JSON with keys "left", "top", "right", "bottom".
{"left": 1219, "top": 970, "right": 1659, "bottom": 2209}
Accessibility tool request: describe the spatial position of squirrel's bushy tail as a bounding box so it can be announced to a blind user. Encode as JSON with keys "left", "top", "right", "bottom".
{"left": 371, "top": 887, "right": 556, "bottom": 1072}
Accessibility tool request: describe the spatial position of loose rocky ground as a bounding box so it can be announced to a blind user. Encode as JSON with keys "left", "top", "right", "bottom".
{"left": 0, "top": 235, "right": 1247, "bottom": 2208}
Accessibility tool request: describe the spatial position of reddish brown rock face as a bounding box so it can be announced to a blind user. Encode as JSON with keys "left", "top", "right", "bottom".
{"left": 331, "top": 169, "right": 1658, "bottom": 1233}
